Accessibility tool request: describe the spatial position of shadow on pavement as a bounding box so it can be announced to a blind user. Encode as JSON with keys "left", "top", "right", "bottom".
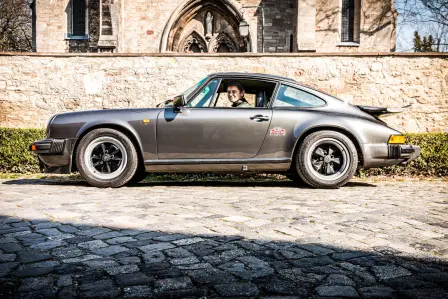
{"left": 0, "top": 215, "right": 446, "bottom": 299}
{"left": 1, "top": 179, "right": 377, "bottom": 188}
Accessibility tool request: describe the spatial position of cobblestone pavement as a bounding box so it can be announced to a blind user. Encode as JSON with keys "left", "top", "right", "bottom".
{"left": 0, "top": 179, "right": 447, "bottom": 298}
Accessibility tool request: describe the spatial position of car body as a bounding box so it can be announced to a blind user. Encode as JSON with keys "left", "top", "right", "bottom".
{"left": 31, "top": 72, "right": 420, "bottom": 188}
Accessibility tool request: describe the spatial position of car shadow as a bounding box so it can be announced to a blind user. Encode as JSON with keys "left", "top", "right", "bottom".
{"left": 0, "top": 215, "right": 446, "bottom": 298}
{"left": 1, "top": 179, "right": 377, "bottom": 188}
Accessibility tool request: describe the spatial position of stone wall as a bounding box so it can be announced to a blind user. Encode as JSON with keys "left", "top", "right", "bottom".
{"left": 0, "top": 53, "right": 446, "bottom": 132}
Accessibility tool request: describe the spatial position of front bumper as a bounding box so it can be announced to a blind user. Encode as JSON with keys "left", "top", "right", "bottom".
{"left": 363, "top": 144, "right": 421, "bottom": 168}
{"left": 30, "top": 139, "right": 74, "bottom": 174}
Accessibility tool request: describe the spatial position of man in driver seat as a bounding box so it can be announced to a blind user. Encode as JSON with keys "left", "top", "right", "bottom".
{"left": 227, "top": 81, "right": 250, "bottom": 108}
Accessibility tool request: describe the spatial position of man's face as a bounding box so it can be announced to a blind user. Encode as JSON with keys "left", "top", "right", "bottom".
{"left": 227, "top": 86, "right": 244, "bottom": 103}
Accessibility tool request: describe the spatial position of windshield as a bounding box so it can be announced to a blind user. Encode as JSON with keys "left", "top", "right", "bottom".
{"left": 182, "top": 77, "right": 208, "bottom": 98}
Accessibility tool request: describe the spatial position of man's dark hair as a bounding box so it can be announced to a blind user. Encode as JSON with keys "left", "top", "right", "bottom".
{"left": 227, "top": 81, "right": 245, "bottom": 92}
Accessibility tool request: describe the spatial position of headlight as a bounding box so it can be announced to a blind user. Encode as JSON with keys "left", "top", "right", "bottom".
{"left": 46, "top": 114, "right": 57, "bottom": 137}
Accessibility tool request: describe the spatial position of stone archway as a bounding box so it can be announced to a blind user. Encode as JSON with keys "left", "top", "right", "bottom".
{"left": 160, "top": 0, "right": 255, "bottom": 53}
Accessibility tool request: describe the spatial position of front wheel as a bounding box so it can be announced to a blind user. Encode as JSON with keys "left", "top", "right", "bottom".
{"left": 76, "top": 128, "right": 139, "bottom": 188}
{"left": 295, "top": 131, "right": 358, "bottom": 189}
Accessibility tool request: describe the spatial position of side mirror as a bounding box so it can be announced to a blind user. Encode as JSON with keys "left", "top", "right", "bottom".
{"left": 172, "top": 95, "right": 186, "bottom": 112}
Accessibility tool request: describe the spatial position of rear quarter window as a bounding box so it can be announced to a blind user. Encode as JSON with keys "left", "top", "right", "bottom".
{"left": 273, "top": 85, "right": 326, "bottom": 108}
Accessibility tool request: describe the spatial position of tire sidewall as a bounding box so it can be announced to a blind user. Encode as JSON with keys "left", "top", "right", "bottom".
{"left": 296, "top": 131, "right": 358, "bottom": 188}
{"left": 76, "top": 128, "right": 138, "bottom": 188}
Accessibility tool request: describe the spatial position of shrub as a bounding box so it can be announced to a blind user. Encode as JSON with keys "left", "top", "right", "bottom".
{"left": 0, "top": 128, "right": 45, "bottom": 173}
{"left": 0, "top": 128, "right": 446, "bottom": 177}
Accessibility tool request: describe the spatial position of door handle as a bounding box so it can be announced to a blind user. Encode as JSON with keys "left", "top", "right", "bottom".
{"left": 250, "top": 115, "right": 270, "bottom": 122}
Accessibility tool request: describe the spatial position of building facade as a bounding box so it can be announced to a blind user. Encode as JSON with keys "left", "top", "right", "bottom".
{"left": 31, "top": 0, "right": 396, "bottom": 53}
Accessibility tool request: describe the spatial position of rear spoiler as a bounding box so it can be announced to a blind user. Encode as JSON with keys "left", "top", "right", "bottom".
{"left": 356, "top": 104, "right": 412, "bottom": 117}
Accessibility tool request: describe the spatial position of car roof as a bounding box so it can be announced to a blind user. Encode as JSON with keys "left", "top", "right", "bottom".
{"left": 209, "top": 72, "right": 297, "bottom": 83}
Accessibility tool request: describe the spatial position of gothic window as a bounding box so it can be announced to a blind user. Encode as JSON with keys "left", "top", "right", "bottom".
{"left": 212, "top": 33, "right": 237, "bottom": 53}
{"left": 341, "top": 0, "right": 360, "bottom": 43}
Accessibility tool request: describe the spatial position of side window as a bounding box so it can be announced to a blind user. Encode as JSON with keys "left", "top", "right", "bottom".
{"left": 273, "top": 85, "right": 326, "bottom": 108}
{"left": 187, "top": 79, "right": 219, "bottom": 108}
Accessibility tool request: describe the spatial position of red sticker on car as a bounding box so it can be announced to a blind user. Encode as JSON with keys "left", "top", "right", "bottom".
{"left": 270, "top": 127, "right": 286, "bottom": 136}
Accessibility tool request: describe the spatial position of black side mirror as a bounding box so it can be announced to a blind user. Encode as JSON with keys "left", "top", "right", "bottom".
{"left": 172, "top": 95, "right": 186, "bottom": 112}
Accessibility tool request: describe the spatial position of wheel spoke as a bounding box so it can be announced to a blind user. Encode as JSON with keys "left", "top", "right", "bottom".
{"left": 92, "top": 155, "right": 102, "bottom": 160}
{"left": 101, "top": 143, "right": 107, "bottom": 154}
{"left": 326, "top": 164, "right": 335, "bottom": 175}
{"left": 332, "top": 157, "right": 341, "bottom": 165}
{"left": 312, "top": 160, "right": 324, "bottom": 171}
{"left": 110, "top": 145, "right": 120, "bottom": 156}
{"left": 111, "top": 157, "right": 122, "bottom": 161}
{"left": 328, "top": 147, "right": 334, "bottom": 156}
{"left": 314, "top": 147, "right": 325, "bottom": 157}
{"left": 106, "top": 162, "right": 112, "bottom": 173}
{"left": 93, "top": 161, "right": 102, "bottom": 167}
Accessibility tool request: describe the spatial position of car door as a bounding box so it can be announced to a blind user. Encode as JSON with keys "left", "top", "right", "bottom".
{"left": 156, "top": 78, "right": 273, "bottom": 159}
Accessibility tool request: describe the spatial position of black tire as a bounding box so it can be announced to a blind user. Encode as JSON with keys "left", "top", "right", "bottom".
{"left": 76, "top": 128, "right": 139, "bottom": 188}
{"left": 127, "top": 165, "right": 148, "bottom": 186}
{"left": 295, "top": 130, "right": 358, "bottom": 189}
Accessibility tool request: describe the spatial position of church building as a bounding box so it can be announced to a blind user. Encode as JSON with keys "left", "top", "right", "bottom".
{"left": 30, "top": 0, "right": 397, "bottom": 53}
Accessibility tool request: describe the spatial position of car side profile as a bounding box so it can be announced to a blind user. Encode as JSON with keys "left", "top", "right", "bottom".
{"left": 30, "top": 72, "right": 420, "bottom": 188}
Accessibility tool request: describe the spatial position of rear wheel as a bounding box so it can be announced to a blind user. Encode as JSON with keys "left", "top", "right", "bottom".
{"left": 295, "top": 131, "right": 358, "bottom": 189}
{"left": 76, "top": 128, "right": 139, "bottom": 188}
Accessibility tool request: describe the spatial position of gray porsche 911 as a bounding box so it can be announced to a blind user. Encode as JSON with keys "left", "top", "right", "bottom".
{"left": 30, "top": 72, "right": 420, "bottom": 188}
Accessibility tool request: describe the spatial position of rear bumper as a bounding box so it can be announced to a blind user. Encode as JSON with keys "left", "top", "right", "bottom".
{"left": 363, "top": 144, "right": 421, "bottom": 168}
{"left": 30, "top": 139, "right": 74, "bottom": 174}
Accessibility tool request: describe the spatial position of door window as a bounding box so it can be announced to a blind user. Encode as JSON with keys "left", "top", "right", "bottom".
{"left": 187, "top": 79, "right": 220, "bottom": 108}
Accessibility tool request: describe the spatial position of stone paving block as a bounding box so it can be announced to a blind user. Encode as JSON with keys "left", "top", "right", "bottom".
{"left": 4, "top": 230, "right": 31, "bottom": 238}
{"left": 177, "top": 263, "right": 213, "bottom": 270}
{"left": 169, "top": 256, "right": 200, "bottom": 266}
{"left": 331, "top": 251, "right": 369, "bottom": 261}
{"left": 298, "top": 244, "right": 335, "bottom": 255}
{"left": 139, "top": 242, "right": 175, "bottom": 253}
{"left": 143, "top": 251, "right": 166, "bottom": 263}
{"left": 32, "top": 222, "right": 61, "bottom": 229}
{"left": 0, "top": 243, "right": 22, "bottom": 252}
{"left": 172, "top": 237, "right": 204, "bottom": 246}
{"left": 203, "top": 249, "right": 246, "bottom": 265}
{"left": 154, "top": 276, "right": 193, "bottom": 292}
{"left": 105, "top": 264, "right": 140, "bottom": 275}
{"left": 265, "top": 277, "right": 308, "bottom": 296}
{"left": 18, "top": 277, "right": 53, "bottom": 292}
{"left": 322, "top": 274, "right": 356, "bottom": 286}
{"left": 134, "top": 232, "right": 165, "bottom": 240}
{"left": 0, "top": 227, "right": 29, "bottom": 235}
{"left": 124, "top": 285, "right": 154, "bottom": 298}
{"left": 215, "top": 282, "right": 259, "bottom": 297}
{"left": 106, "top": 237, "right": 137, "bottom": 245}
{"left": 117, "top": 272, "right": 153, "bottom": 287}
{"left": 93, "top": 231, "right": 125, "bottom": 240}
{"left": 30, "top": 240, "right": 66, "bottom": 251}
{"left": 0, "top": 237, "right": 17, "bottom": 244}
{"left": 11, "top": 221, "right": 31, "bottom": 228}
{"left": 420, "top": 272, "right": 448, "bottom": 284}
{"left": 76, "top": 227, "right": 111, "bottom": 237}
{"left": 35, "top": 228, "right": 63, "bottom": 236}
{"left": 164, "top": 247, "right": 193, "bottom": 258}
{"left": 78, "top": 240, "right": 109, "bottom": 250}
{"left": 360, "top": 286, "right": 395, "bottom": 298}
{"left": 47, "top": 233, "right": 75, "bottom": 241}
{"left": 398, "top": 288, "right": 448, "bottom": 299}
{"left": 83, "top": 259, "right": 119, "bottom": 269}
{"left": 18, "top": 250, "right": 52, "bottom": 264}
{"left": 222, "top": 216, "right": 253, "bottom": 223}
{"left": 0, "top": 262, "right": 19, "bottom": 277}
{"left": 372, "top": 266, "right": 413, "bottom": 280}
{"left": 0, "top": 253, "right": 16, "bottom": 262}
{"left": 21, "top": 238, "right": 46, "bottom": 247}
{"left": 20, "top": 260, "right": 60, "bottom": 269}
{"left": 119, "top": 229, "right": 144, "bottom": 236}
{"left": 57, "top": 225, "right": 79, "bottom": 233}
{"left": 51, "top": 246, "right": 84, "bottom": 259}
{"left": 93, "top": 245, "right": 129, "bottom": 256}
{"left": 315, "top": 285, "right": 359, "bottom": 297}
{"left": 15, "top": 233, "right": 44, "bottom": 241}
{"left": 291, "top": 255, "right": 334, "bottom": 268}
{"left": 65, "top": 236, "right": 94, "bottom": 244}
{"left": 63, "top": 255, "right": 102, "bottom": 263}
{"left": 152, "top": 234, "right": 188, "bottom": 242}
{"left": 118, "top": 256, "right": 141, "bottom": 265}
{"left": 57, "top": 274, "right": 72, "bottom": 287}
{"left": 13, "top": 267, "right": 54, "bottom": 278}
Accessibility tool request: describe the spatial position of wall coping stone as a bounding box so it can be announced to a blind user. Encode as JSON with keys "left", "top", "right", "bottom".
{"left": 1, "top": 52, "right": 448, "bottom": 58}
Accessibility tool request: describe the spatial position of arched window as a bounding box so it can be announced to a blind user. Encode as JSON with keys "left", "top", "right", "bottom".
{"left": 341, "top": 0, "right": 360, "bottom": 43}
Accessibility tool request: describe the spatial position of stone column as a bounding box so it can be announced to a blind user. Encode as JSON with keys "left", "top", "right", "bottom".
{"left": 296, "top": 0, "right": 316, "bottom": 51}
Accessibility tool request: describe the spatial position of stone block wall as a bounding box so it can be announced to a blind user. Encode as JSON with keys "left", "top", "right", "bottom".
{"left": 0, "top": 53, "right": 446, "bottom": 132}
